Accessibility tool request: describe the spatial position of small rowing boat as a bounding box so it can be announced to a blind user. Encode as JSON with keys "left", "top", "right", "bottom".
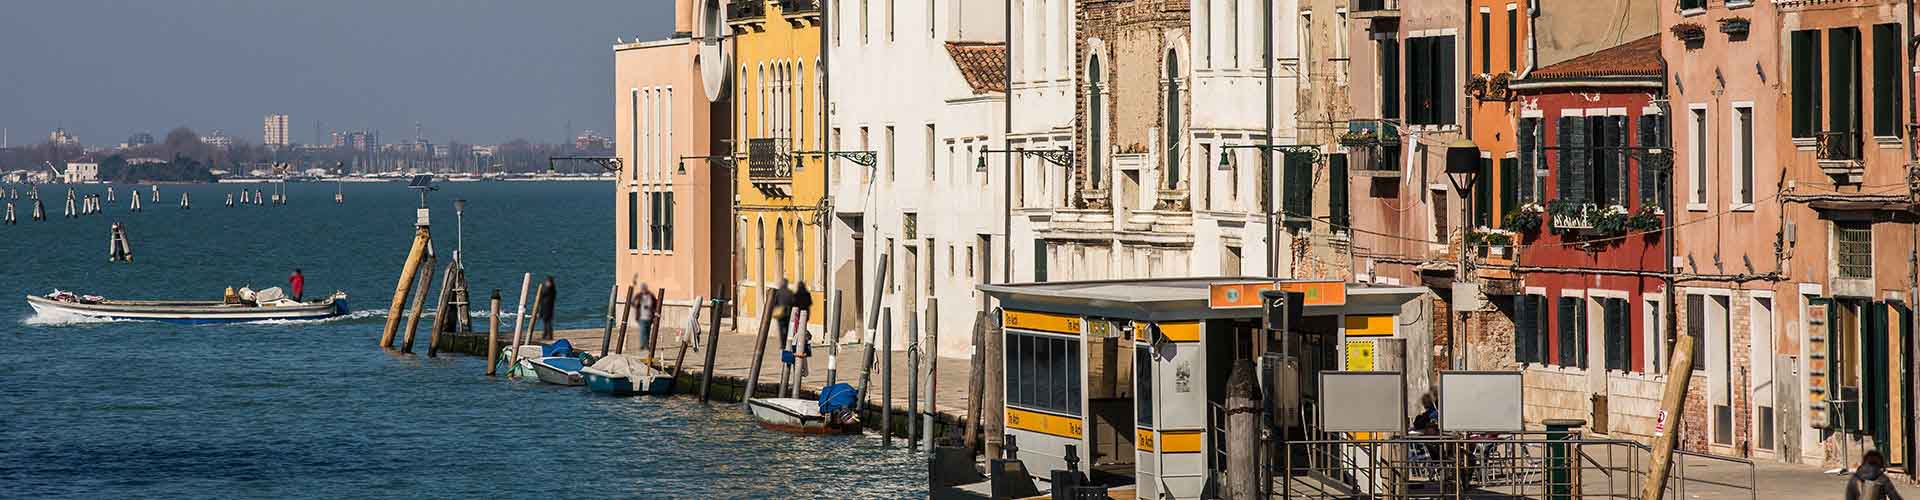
{"left": 581, "top": 354, "right": 675, "bottom": 396}
{"left": 747, "top": 383, "right": 862, "bottom": 434}
{"left": 26, "top": 289, "right": 348, "bottom": 324}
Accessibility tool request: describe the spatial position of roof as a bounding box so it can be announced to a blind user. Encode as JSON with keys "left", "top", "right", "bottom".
{"left": 1525, "top": 34, "right": 1662, "bottom": 81}
{"left": 945, "top": 42, "right": 1008, "bottom": 94}
{"left": 978, "top": 277, "right": 1426, "bottom": 322}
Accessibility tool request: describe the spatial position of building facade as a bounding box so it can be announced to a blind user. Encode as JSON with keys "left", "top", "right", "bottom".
{"left": 264, "top": 114, "right": 290, "bottom": 147}
{"left": 826, "top": 0, "right": 1005, "bottom": 356}
{"left": 729, "top": 0, "right": 825, "bottom": 327}
{"left": 613, "top": 0, "right": 730, "bottom": 326}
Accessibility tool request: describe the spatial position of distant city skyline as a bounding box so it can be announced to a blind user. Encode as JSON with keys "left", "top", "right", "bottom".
{"left": 0, "top": 1, "right": 673, "bottom": 147}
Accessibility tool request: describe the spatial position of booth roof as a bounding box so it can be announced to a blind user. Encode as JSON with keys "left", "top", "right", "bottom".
{"left": 978, "top": 277, "right": 1426, "bottom": 322}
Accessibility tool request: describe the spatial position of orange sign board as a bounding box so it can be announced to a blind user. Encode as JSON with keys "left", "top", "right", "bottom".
{"left": 1281, "top": 280, "right": 1347, "bottom": 307}
{"left": 1209, "top": 280, "right": 1349, "bottom": 309}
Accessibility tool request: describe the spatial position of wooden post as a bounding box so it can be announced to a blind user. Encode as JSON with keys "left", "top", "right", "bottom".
{"left": 699, "top": 296, "right": 727, "bottom": 403}
{"left": 983, "top": 310, "right": 1004, "bottom": 460}
{"left": 1643, "top": 333, "right": 1699, "bottom": 500}
{"left": 613, "top": 285, "right": 636, "bottom": 354}
{"left": 399, "top": 253, "right": 437, "bottom": 354}
{"left": 485, "top": 289, "right": 502, "bottom": 376}
{"left": 672, "top": 297, "right": 705, "bottom": 380}
{"left": 598, "top": 284, "right": 619, "bottom": 357}
{"left": 858, "top": 307, "right": 886, "bottom": 423}
{"left": 924, "top": 299, "right": 938, "bottom": 450}
{"left": 1227, "top": 359, "right": 1261, "bottom": 499}
{"left": 881, "top": 307, "right": 894, "bottom": 444}
{"left": 380, "top": 228, "right": 430, "bottom": 348}
{"left": 964, "top": 310, "right": 988, "bottom": 453}
{"left": 507, "top": 274, "right": 532, "bottom": 374}
{"left": 647, "top": 288, "right": 668, "bottom": 361}
{"left": 908, "top": 312, "right": 920, "bottom": 448}
{"left": 826, "top": 289, "right": 844, "bottom": 386}
{"left": 523, "top": 282, "right": 547, "bottom": 347}
{"left": 426, "top": 262, "right": 456, "bottom": 357}
{"left": 742, "top": 288, "right": 776, "bottom": 407}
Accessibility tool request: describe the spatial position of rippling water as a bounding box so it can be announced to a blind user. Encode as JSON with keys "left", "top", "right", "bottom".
{"left": 0, "top": 181, "right": 926, "bottom": 499}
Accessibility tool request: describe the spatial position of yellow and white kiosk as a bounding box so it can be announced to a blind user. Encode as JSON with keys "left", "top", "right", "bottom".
{"left": 980, "top": 277, "right": 1426, "bottom": 499}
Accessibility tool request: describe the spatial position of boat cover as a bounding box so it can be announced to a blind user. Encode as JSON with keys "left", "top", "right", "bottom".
{"left": 542, "top": 338, "right": 573, "bottom": 358}
{"left": 255, "top": 287, "right": 286, "bottom": 303}
{"left": 818, "top": 383, "right": 858, "bottom": 415}
{"left": 588, "top": 354, "right": 635, "bottom": 377}
{"left": 537, "top": 356, "right": 585, "bottom": 372}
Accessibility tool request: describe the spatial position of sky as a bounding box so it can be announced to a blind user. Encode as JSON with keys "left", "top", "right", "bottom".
{"left": 0, "top": 0, "right": 675, "bottom": 147}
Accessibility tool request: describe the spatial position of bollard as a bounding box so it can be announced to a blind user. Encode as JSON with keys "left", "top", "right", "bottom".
{"left": 1545, "top": 418, "right": 1585, "bottom": 500}
{"left": 825, "top": 290, "right": 844, "bottom": 386}
{"left": 597, "top": 284, "right": 619, "bottom": 358}
{"left": 507, "top": 274, "right": 532, "bottom": 375}
{"left": 485, "top": 289, "right": 502, "bottom": 376}
{"left": 742, "top": 288, "right": 776, "bottom": 406}
{"left": 698, "top": 296, "right": 726, "bottom": 403}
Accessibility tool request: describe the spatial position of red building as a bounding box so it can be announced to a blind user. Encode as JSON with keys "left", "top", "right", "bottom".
{"left": 1496, "top": 35, "right": 1676, "bottom": 440}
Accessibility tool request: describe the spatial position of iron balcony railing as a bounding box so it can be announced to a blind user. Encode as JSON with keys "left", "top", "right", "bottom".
{"left": 778, "top": 0, "right": 820, "bottom": 15}
{"left": 1552, "top": 203, "right": 1597, "bottom": 230}
{"left": 1816, "top": 130, "right": 1861, "bottom": 162}
{"left": 1353, "top": 0, "right": 1401, "bottom": 16}
{"left": 727, "top": 0, "right": 766, "bottom": 22}
{"left": 747, "top": 138, "right": 793, "bottom": 181}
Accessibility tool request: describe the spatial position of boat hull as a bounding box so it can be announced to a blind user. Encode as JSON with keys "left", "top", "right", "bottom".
{"left": 25, "top": 295, "right": 347, "bottom": 324}
{"left": 529, "top": 358, "right": 585, "bottom": 386}
{"left": 747, "top": 398, "right": 861, "bottom": 435}
{"left": 582, "top": 366, "right": 677, "bottom": 396}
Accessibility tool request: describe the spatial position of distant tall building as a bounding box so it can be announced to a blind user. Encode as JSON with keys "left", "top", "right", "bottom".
{"left": 263, "top": 114, "right": 289, "bottom": 146}
{"left": 49, "top": 128, "right": 79, "bottom": 146}
{"left": 127, "top": 132, "right": 154, "bottom": 148}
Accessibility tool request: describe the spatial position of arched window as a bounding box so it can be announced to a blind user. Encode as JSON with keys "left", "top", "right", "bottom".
{"left": 774, "top": 218, "right": 787, "bottom": 282}
{"left": 1089, "top": 55, "right": 1103, "bottom": 190}
{"left": 756, "top": 217, "right": 767, "bottom": 292}
{"left": 795, "top": 221, "right": 806, "bottom": 284}
{"left": 1164, "top": 50, "right": 1181, "bottom": 190}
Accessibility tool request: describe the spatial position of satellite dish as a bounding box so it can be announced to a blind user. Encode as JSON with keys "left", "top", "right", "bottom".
{"left": 696, "top": 0, "right": 731, "bottom": 103}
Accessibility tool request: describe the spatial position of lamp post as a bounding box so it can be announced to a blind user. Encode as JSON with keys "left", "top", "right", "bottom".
{"left": 977, "top": 146, "right": 1073, "bottom": 284}
{"left": 1221, "top": 144, "right": 1321, "bottom": 279}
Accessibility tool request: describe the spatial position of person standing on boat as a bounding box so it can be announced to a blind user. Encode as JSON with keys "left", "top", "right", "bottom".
{"left": 634, "top": 283, "right": 657, "bottom": 348}
{"left": 769, "top": 278, "right": 792, "bottom": 348}
{"left": 539, "top": 276, "right": 558, "bottom": 339}
{"left": 288, "top": 269, "right": 305, "bottom": 302}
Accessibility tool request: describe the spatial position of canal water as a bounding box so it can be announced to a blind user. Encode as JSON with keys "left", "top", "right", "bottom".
{"left": 0, "top": 181, "right": 926, "bottom": 499}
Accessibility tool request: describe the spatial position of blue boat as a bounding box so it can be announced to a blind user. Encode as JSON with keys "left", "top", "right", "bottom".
{"left": 581, "top": 354, "right": 676, "bottom": 396}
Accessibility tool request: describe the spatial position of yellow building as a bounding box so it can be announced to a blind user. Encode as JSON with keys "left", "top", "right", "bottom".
{"left": 729, "top": 0, "right": 824, "bottom": 321}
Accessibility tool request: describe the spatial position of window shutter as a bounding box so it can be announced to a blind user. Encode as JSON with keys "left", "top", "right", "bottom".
{"left": 1330, "top": 153, "right": 1350, "bottom": 229}
{"left": 1382, "top": 40, "right": 1401, "bottom": 120}
{"left": 1830, "top": 28, "right": 1858, "bottom": 139}
{"left": 1500, "top": 158, "right": 1519, "bottom": 219}
{"left": 1608, "top": 116, "right": 1627, "bottom": 206}
{"left": 1791, "top": 31, "right": 1820, "bottom": 138}
{"left": 1558, "top": 297, "right": 1579, "bottom": 366}
{"left": 1438, "top": 36, "right": 1457, "bottom": 125}
{"left": 1475, "top": 158, "right": 1493, "bottom": 227}
{"left": 1637, "top": 114, "right": 1662, "bottom": 208}
{"left": 1517, "top": 118, "right": 1537, "bottom": 202}
{"left": 1408, "top": 38, "right": 1429, "bottom": 124}
{"left": 1606, "top": 299, "right": 1629, "bottom": 371}
{"left": 1284, "top": 154, "right": 1312, "bottom": 230}
{"left": 1515, "top": 295, "right": 1536, "bottom": 363}
{"left": 1562, "top": 116, "right": 1589, "bottom": 203}
{"left": 1873, "top": 24, "right": 1901, "bottom": 137}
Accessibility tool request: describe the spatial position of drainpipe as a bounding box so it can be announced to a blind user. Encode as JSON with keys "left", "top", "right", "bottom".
{"left": 1905, "top": 0, "right": 1917, "bottom": 478}
{"left": 1265, "top": 0, "right": 1276, "bottom": 276}
{"left": 821, "top": 0, "right": 834, "bottom": 345}
{"left": 1004, "top": 0, "right": 1013, "bottom": 286}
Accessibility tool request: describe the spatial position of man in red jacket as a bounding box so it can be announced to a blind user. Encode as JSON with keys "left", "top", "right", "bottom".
{"left": 289, "top": 269, "right": 305, "bottom": 302}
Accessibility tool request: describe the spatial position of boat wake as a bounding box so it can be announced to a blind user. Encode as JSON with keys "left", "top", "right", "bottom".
{"left": 238, "top": 308, "right": 387, "bottom": 325}
{"left": 22, "top": 309, "right": 134, "bottom": 326}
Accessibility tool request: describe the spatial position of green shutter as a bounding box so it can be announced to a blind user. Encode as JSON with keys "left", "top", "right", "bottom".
{"left": 1558, "top": 297, "right": 1580, "bottom": 367}
{"left": 1606, "top": 299, "right": 1630, "bottom": 371}
{"left": 1438, "top": 36, "right": 1457, "bottom": 125}
{"left": 1608, "top": 116, "right": 1628, "bottom": 206}
{"left": 1517, "top": 118, "right": 1538, "bottom": 202}
{"left": 1499, "top": 158, "right": 1519, "bottom": 220}
{"left": 1515, "top": 295, "right": 1536, "bottom": 363}
{"left": 1792, "top": 30, "right": 1820, "bottom": 138}
{"left": 1284, "top": 154, "right": 1312, "bottom": 230}
{"left": 1475, "top": 158, "right": 1493, "bottom": 227}
{"left": 1873, "top": 24, "right": 1901, "bottom": 137}
{"left": 1330, "top": 154, "right": 1350, "bottom": 229}
{"left": 1866, "top": 302, "right": 1889, "bottom": 444}
{"left": 1561, "top": 116, "right": 1589, "bottom": 203}
{"left": 1831, "top": 28, "right": 1860, "bottom": 140}
{"left": 1637, "top": 114, "right": 1661, "bottom": 210}
{"left": 1382, "top": 40, "right": 1401, "bottom": 120}
{"left": 1408, "top": 38, "right": 1429, "bottom": 124}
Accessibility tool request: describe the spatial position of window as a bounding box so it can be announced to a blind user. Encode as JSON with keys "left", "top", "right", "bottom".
{"left": 886, "top": 0, "right": 894, "bottom": 41}
{"left": 1686, "top": 294, "right": 1707, "bottom": 371}
{"left": 1479, "top": 10, "right": 1490, "bottom": 74}
{"left": 1505, "top": 6, "right": 1517, "bottom": 71}
{"left": 1283, "top": 153, "right": 1313, "bottom": 231}
{"left": 1329, "top": 153, "right": 1349, "bottom": 230}
{"left": 1644, "top": 297, "right": 1666, "bottom": 374}
{"left": 1733, "top": 105, "right": 1754, "bottom": 207}
{"left": 1556, "top": 296, "right": 1587, "bottom": 368}
{"left": 1751, "top": 297, "right": 1776, "bottom": 451}
{"left": 1380, "top": 38, "right": 1400, "bottom": 119}
{"left": 1791, "top": 30, "right": 1822, "bottom": 138}
{"left": 928, "top": 0, "right": 936, "bottom": 38}
{"left": 1680, "top": 0, "right": 1704, "bottom": 10}
{"left": 1474, "top": 157, "right": 1492, "bottom": 227}
{"left": 1089, "top": 55, "right": 1104, "bottom": 189}
{"left": 1689, "top": 108, "right": 1707, "bottom": 207}
{"left": 1601, "top": 297, "right": 1630, "bottom": 372}
{"left": 926, "top": 238, "right": 936, "bottom": 295}
{"left": 1637, "top": 113, "right": 1666, "bottom": 208}
{"left": 627, "top": 191, "right": 640, "bottom": 251}
{"left": 1513, "top": 294, "right": 1548, "bottom": 364}
{"left": 1498, "top": 157, "right": 1518, "bottom": 219}
{"left": 1299, "top": 12, "right": 1312, "bottom": 89}
{"left": 861, "top": 0, "right": 870, "bottom": 44}
{"left": 647, "top": 192, "right": 676, "bottom": 251}
{"left": 1165, "top": 50, "right": 1182, "bottom": 190}
{"left": 926, "top": 124, "right": 937, "bottom": 182}
{"left": 1136, "top": 344, "right": 1153, "bottom": 426}
{"left": 885, "top": 125, "right": 896, "bottom": 181}
{"left": 1693, "top": 293, "right": 1732, "bottom": 445}
{"left": 649, "top": 193, "right": 662, "bottom": 250}
{"left": 1005, "top": 331, "right": 1083, "bottom": 415}
{"left": 1873, "top": 23, "right": 1902, "bottom": 137}
{"left": 1228, "top": 0, "right": 1240, "bottom": 67}
{"left": 1406, "top": 35, "right": 1456, "bottom": 125}
{"left": 1517, "top": 116, "right": 1542, "bottom": 203}
{"left": 1837, "top": 222, "right": 1873, "bottom": 279}
{"left": 1830, "top": 28, "right": 1862, "bottom": 145}
{"left": 1555, "top": 115, "right": 1588, "bottom": 203}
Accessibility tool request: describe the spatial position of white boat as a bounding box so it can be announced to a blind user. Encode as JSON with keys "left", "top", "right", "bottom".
{"left": 581, "top": 354, "right": 676, "bottom": 396}
{"left": 747, "top": 397, "right": 862, "bottom": 434}
{"left": 25, "top": 289, "right": 347, "bottom": 324}
{"left": 528, "top": 356, "right": 585, "bottom": 386}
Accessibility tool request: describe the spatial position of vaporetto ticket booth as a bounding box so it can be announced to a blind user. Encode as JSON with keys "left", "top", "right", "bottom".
{"left": 981, "top": 278, "right": 1425, "bottom": 499}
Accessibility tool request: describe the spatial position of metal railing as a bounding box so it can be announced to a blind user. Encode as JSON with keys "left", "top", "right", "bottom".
{"left": 726, "top": 0, "right": 766, "bottom": 21}
{"left": 1270, "top": 434, "right": 1755, "bottom": 499}
{"left": 1354, "top": 0, "right": 1400, "bottom": 14}
{"left": 777, "top": 0, "right": 819, "bottom": 14}
{"left": 747, "top": 138, "right": 793, "bottom": 181}
{"left": 1817, "top": 131, "right": 1861, "bottom": 162}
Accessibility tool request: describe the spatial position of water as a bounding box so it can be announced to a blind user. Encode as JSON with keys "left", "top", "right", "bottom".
{"left": 0, "top": 182, "right": 926, "bottom": 499}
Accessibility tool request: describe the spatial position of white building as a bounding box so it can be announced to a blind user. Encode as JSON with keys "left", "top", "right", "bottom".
{"left": 62, "top": 162, "right": 98, "bottom": 184}
{"left": 827, "top": 2, "right": 1007, "bottom": 357}
{"left": 263, "top": 114, "right": 289, "bottom": 146}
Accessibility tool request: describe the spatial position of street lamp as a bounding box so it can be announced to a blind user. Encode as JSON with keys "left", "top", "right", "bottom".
{"left": 975, "top": 146, "right": 1073, "bottom": 285}
{"left": 1219, "top": 143, "right": 1321, "bottom": 278}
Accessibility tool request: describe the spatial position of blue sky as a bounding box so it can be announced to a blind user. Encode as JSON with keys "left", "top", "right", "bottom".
{"left": 0, "top": 0, "right": 675, "bottom": 146}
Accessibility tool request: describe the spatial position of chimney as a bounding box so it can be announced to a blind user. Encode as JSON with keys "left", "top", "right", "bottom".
{"left": 675, "top": 0, "right": 696, "bottom": 37}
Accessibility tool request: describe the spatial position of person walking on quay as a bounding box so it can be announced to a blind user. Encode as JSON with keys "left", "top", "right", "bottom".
{"left": 538, "top": 276, "right": 557, "bottom": 339}
{"left": 1848, "top": 450, "right": 1904, "bottom": 500}
{"left": 288, "top": 269, "right": 305, "bottom": 302}
{"left": 634, "top": 283, "right": 657, "bottom": 349}
{"left": 769, "top": 278, "right": 793, "bottom": 347}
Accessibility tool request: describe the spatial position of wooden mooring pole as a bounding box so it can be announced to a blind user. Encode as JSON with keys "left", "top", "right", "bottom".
{"left": 698, "top": 296, "right": 727, "bottom": 403}
{"left": 612, "top": 285, "right": 636, "bottom": 355}
{"left": 379, "top": 228, "right": 431, "bottom": 348}
{"left": 426, "top": 261, "right": 457, "bottom": 357}
{"left": 507, "top": 273, "right": 532, "bottom": 374}
{"left": 907, "top": 312, "right": 920, "bottom": 449}
{"left": 881, "top": 307, "right": 894, "bottom": 444}
{"left": 597, "top": 284, "right": 619, "bottom": 358}
{"left": 924, "top": 299, "right": 938, "bottom": 450}
{"left": 983, "top": 311, "right": 1004, "bottom": 460}
{"left": 825, "top": 289, "right": 844, "bottom": 386}
{"left": 485, "top": 289, "right": 502, "bottom": 376}
{"left": 523, "top": 282, "right": 547, "bottom": 347}
{"left": 647, "top": 288, "right": 668, "bottom": 360}
{"left": 742, "top": 288, "right": 776, "bottom": 407}
{"left": 1643, "top": 332, "right": 1699, "bottom": 500}
{"left": 1226, "top": 360, "right": 1261, "bottom": 499}
{"left": 399, "top": 253, "right": 437, "bottom": 354}
{"left": 964, "top": 310, "right": 988, "bottom": 452}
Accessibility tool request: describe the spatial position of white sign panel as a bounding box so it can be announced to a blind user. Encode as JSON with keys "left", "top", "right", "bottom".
{"left": 1439, "top": 371, "right": 1525, "bottom": 432}
{"left": 1318, "top": 371, "right": 1406, "bottom": 432}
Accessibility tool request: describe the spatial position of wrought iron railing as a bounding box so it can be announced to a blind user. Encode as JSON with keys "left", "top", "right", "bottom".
{"left": 747, "top": 138, "right": 792, "bottom": 181}
{"left": 1355, "top": 0, "right": 1400, "bottom": 13}
{"left": 1817, "top": 131, "right": 1861, "bottom": 162}
{"left": 727, "top": 0, "right": 766, "bottom": 21}
{"left": 777, "top": 0, "right": 819, "bottom": 14}
{"left": 1551, "top": 203, "right": 1597, "bottom": 230}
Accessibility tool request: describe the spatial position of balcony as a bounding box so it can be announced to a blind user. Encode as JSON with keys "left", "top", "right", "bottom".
{"left": 1551, "top": 203, "right": 1597, "bottom": 230}
{"left": 747, "top": 138, "right": 792, "bottom": 197}
{"left": 777, "top": 0, "right": 820, "bottom": 16}
{"left": 1816, "top": 131, "right": 1865, "bottom": 184}
{"left": 1352, "top": 0, "right": 1400, "bottom": 18}
{"left": 1344, "top": 120, "right": 1403, "bottom": 178}
{"left": 727, "top": 0, "right": 766, "bottom": 24}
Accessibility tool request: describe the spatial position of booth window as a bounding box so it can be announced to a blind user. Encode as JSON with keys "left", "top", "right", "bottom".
{"left": 1006, "top": 331, "right": 1083, "bottom": 415}
{"left": 1136, "top": 345, "right": 1154, "bottom": 427}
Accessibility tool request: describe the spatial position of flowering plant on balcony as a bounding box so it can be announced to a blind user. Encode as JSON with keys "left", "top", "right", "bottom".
{"left": 1338, "top": 129, "right": 1379, "bottom": 146}
{"left": 1625, "top": 207, "right": 1663, "bottom": 233}
{"left": 1469, "top": 227, "right": 1515, "bottom": 247}
{"left": 1718, "top": 17, "right": 1751, "bottom": 35}
{"left": 1589, "top": 204, "right": 1631, "bottom": 235}
{"left": 1464, "top": 74, "right": 1490, "bottom": 99}
{"left": 1503, "top": 202, "right": 1544, "bottom": 234}
{"left": 1670, "top": 23, "right": 1706, "bottom": 43}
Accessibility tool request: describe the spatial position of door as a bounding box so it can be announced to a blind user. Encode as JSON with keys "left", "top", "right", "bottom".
{"left": 1752, "top": 297, "right": 1777, "bottom": 454}
{"left": 852, "top": 231, "right": 865, "bottom": 334}
{"left": 904, "top": 246, "right": 919, "bottom": 334}
{"left": 1867, "top": 301, "right": 1891, "bottom": 456}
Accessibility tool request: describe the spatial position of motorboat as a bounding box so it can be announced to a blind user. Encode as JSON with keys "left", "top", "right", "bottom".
{"left": 25, "top": 288, "right": 347, "bottom": 324}
{"left": 529, "top": 356, "right": 586, "bottom": 386}
{"left": 747, "top": 383, "right": 862, "bottom": 434}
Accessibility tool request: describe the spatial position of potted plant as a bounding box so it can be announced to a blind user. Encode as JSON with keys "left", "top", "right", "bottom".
{"left": 1339, "top": 129, "right": 1379, "bottom": 146}
{"left": 1464, "top": 74, "right": 1491, "bottom": 99}
{"left": 1504, "top": 203, "right": 1544, "bottom": 234}
{"left": 1590, "top": 205, "right": 1630, "bottom": 236}
{"left": 1671, "top": 23, "right": 1706, "bottom": 43}
{"left": 1718, "top": 17, "right": 1750, "bottom": 36}
{"left": 1626, "top": 207, "right": 1663, "bottom": 233}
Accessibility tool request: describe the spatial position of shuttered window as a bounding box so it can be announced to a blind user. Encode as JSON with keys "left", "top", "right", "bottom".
{"left": 1499, "top": 158, "right": 1518, "bottom": 219}
{"left": 1791, "top": 30, "right": 1822, "bottom": 138}
{"left": 1329, "top": 154, "right": 1350, "bottom": 229}
{"left": 627, "top": 191, "right": 640, "bottom": 251}
{"left": 1873, "top": 23, "right": 1902, "bottom": 137}
{"left": 1637, "top": 113, "right": 1665, "bottom": 209}
{"left": 1687, "top": 294, "right": 1707, "bottom": 370}
{"left": 1381, "top": 39, "right": 1400, "bottom": 120}
{"left": 1515, "top": 294, "right": 1547, "bottom": 364}
{"left": 1407, "top": 36, "right": 1456, "bottom": 125}
{"left": 1679, "top": 0, "right": 1704, "bottom": 9}
{"left": 1518, "top": 117, "right": 1541, "bottom": 203}
{"left": 1557, "top": 297, "right": 1586, "bottom": 368}
{"left": 1474, "top": 157, "right": 1493, "bottom": 227}
{"left": 1603, "top": 297, "right": 1630, "bottom": 372}
{"left": 1558, "top": 116, "right": 1588, "bottom": 203}
{"left": 1830, "top": 28, "right": 1861, "bottom": 142}
{"left": 1283, "top": 153, "right": 1313, "bottom": 230}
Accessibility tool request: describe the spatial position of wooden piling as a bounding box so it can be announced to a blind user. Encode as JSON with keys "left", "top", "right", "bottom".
{"left": 857, "top": 307, "right": 883, "bottom": 421}
{"left": 612, "top": 285, "right": 635, "bottom": 355}
{"left": 647, "top": 288, "right": 668, "bottom": 360}
{"left": 983, "top": 310, "right": 1004, "bottom": 460}
{"left": 825, "top": 289, "right": 844, "bottom": 386}
{"left": 742, "top": 288, "right": 776, "bottom": 408}
{"left": 671, "top": 297, "right": 704, "bottom": 379}
{"left": 426, "top": 261, "right": 457, "bottom": 357}
{"left": 1226, "top": 360, "right": 1261, "bottom": 499}
{"left": 907, "top": 312, "right": 920, "bottom": 448}
{"left": 597, "top": 284, "right": 618, "bottom": 357}
{"left": 524, "top": 282, "right": 547, "bottom": 345}
{"left": 1643, "top": 333, "right": 1699, "bottom": 500}
{"left": 485, "top": 289, "right": 502, "bottom": 376}
{"left": 881, "top": 306, "right": 894, "bottom": 444}
{"left": 507, "top": 274, "right": 532, "bottom": 373}
{"left": 399, "top": 253, "right": 437, "bottom": 354}
{"left": 379, "top": 228, "right": 431, "bottom": 348}
{"left": 964, "top": 310, "right": 988, "bottom": 452}
{"left": 698, "top": 296, "right": 726, "bottom": 403}
{"left": 924, "top": 299, "right": 938, "bottom": 449}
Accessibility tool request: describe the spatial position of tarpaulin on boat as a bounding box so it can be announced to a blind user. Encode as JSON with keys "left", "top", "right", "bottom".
{"left": 543, "top": 338, "right": 573, "bottom": 357}
{"left": 818, "top": 383, "right": 858, "bottom": 415}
